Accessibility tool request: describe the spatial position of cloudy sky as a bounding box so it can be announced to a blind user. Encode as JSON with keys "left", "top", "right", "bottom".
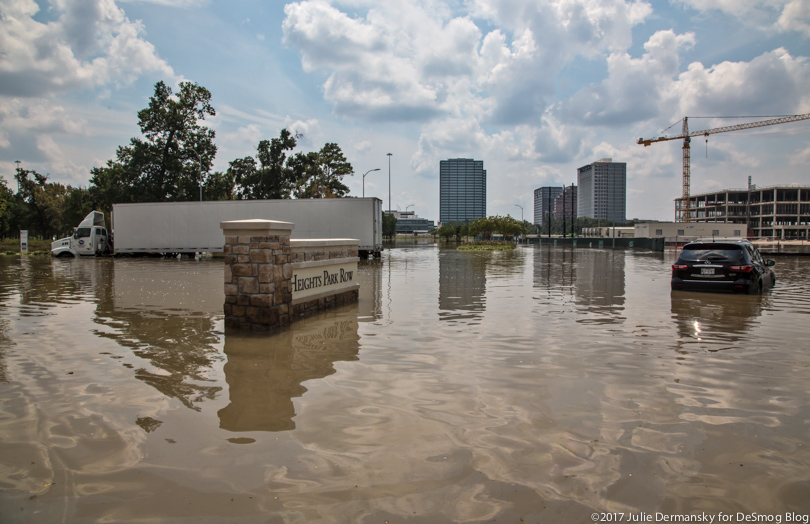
{"left": 1, "top": 0, "right": 809, "bottom": 222}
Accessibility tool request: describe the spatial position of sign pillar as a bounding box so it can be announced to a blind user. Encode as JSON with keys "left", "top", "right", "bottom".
{"left": 221, "top": 219, "right": 294, "bottom": 331}
{"left": 20, "top": 230, "right": 28, "bottom": 253}
{"left": 220, "top": 219, "right": 360, "bottom": 332}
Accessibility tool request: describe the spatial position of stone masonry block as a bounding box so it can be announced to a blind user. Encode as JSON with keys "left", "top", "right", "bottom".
{"left": 250, "top": 249, "right": 273, "bottom": 264}
{"left": 239, "top": 277, "right": 259, "bottom": 294}
{"left": 232, "top": 264, "right": 252, "bottom": 277}
{"left": 259, "top": 264, "right": 274, "bottom": 283}
{"left": 250, "top": 294, "right": 272, "bottom": 308}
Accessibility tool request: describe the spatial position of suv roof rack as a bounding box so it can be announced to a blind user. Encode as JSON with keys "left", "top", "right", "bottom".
{"left": 688, "top": 237, "right": 751, "bottom": 244}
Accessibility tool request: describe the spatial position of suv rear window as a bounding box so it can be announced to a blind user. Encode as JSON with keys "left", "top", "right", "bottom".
{"left": 678, "top": 243, "right": 746, "bottom": 263}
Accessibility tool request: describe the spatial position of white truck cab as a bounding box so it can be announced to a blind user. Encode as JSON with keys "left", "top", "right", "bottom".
{"left": 51, "top": 211, "right": 109, "bottom": 257}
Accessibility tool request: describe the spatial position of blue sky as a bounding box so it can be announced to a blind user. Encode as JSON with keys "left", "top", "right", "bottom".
{"left": 1, "top": 0, "right": 809, "bottom": 222}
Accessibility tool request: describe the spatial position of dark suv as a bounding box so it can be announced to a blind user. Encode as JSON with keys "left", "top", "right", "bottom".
{"left": 671, "top": 239, "right": 776, "bottom": 293}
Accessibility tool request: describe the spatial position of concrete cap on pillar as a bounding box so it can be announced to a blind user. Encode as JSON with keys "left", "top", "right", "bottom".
{"left": 220, "top": 219, "right": 294, "bottom": 237}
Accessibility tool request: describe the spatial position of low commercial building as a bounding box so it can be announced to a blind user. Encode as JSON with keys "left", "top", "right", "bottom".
{"left": 674, "top": 184, "right": 810, "bottom": 239}
{"left": 390, "top": 211, "right": 436, "bottom": 234}
{"left": 634, "top": 222, "right": 744, "bottom": 242}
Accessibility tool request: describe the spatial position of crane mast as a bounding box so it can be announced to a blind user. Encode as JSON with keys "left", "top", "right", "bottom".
{"left": 638, "top": 113, "right": 810, "bottom": 222}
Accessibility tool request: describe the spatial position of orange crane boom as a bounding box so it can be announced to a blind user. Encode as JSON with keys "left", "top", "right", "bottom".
{"left": 637, "top": 113, "right": 810, "bottom": 222}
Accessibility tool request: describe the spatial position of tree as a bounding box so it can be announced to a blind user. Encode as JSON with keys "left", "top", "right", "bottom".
{"left": 12, "top": 169, "right": 71, "bottom": 239}
{"left": 294, "top": 143, "right": 353, "bottom": 198}
{"left": 61, "top": 186, "right": 94, "bottom": 236}
{"left": 382, "top": 212, "right": 397, "bottom": 239}
{"left": 232, "top": 130, "right": 298, "bottom": 200}
{"left": 203, "top": 171, "right": 235, "bottom": 201}
{"left": 437, "top": 224, "right": 455, "bottom": 242}
{"left": 0, "top": 177, "right": 12, "bottom": 238}
{"left": 469, "top": 217, "right": 496, "bottom": 240}
{"left": 494, "top": 215, "right": 526, "bottom": 238}
{"left": 89, "top": 81, "right": 217, "bottom": 210}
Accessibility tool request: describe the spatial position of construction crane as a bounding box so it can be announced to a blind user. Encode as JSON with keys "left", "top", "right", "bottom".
{"left": 638, "top": 113, "right": 810, "bottom": 222}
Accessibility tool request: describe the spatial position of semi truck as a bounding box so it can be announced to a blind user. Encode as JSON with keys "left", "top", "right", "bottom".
{"left": 51, "top": 198, "right": 384, "bottom": 259}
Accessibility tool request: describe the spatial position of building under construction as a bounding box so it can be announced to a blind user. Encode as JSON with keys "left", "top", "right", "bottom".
{"left": 674, "top": 184, "right": 810, "bottom": 239}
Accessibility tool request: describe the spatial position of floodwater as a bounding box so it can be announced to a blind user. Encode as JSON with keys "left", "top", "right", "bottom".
{"left": 1, "top": 245, "right": 809, "bottom": 523}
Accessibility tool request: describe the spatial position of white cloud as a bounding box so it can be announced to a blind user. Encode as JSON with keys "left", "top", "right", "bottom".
{"left": 281, "top": 1, "right": 654, "bottom": 125}
{"left": 0, "top": 0, "right": 173, "bottom": 97}
{"left": 558, "top": 30, "right": 696, "bottom": 125}
{"left": 671, "top": 48, "right": 810, "bottom": 117}
{"left": 674, "top": 0, "right": 810, "bottom": 36}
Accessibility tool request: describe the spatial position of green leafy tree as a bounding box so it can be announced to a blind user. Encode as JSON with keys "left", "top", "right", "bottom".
{"left": 232, "top": 129, "right": 298, "bottom": 199}
{"left": 469, "top": 217, "right": 496, "bottom": 240}
{"left": 495, "top": 215, "right": 527, "bottom": 238}
{"left": 0, "top": 177, "right": 12, "bottom": 238}
{"left": 437, "top": 224, "right": 455, "bottom": 242}
{"left": 61, "top": 186, "right": 94, "bottom": 236}
{"left": 89, "top": 81, "right": 217, "bottom": 210}
{"left": 203, "top": 171, "right": 235, "bottom": 201}
{"left": 453, "top": 222, "right": 468, "bottom": 242}
{"left": 294, "top": 143, "right": 353, "bottom": 198}
{"left": 13, "top": 169, "right": 70, "bottom": 239}
{"left": 382, "top": 212, "right": 397, "bottom": 239}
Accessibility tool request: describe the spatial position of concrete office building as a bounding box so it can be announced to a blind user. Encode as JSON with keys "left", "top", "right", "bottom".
{"left": 533, "top": 187, "right": 563, "bottom": 227}
{"left": 440, "top": 158, "right": 486, "bottom": 224}
{"left": 577, "top": 158, "right": 626, "bottom": 224}
{"left": 674, "top": 184, "right": 810, "bottom": 239}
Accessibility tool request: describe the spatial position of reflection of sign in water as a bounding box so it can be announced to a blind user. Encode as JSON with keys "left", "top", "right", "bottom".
{"left": 292, "top": 260, "right": 358, "bottom": 302}
{"left": 218, "top": 316, "right": 360, "bottom": 432}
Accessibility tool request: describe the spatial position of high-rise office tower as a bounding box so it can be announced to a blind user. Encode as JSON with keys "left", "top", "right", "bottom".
{"left": 533, "top": 186, "right": 563, "bottom": 227}
{"left": 439, "top": 158, "right": 486, "bottom": 224}
{"left": 577, "top": 158, "right": 626, "bottom": 224}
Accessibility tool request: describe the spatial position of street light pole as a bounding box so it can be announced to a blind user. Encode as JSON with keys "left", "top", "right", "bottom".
{"left": 14, "top": 160, "right": 21, "bottom": 193}
{"left": 362, "top": 168, "right": 381, "bottom": 198}
{"left": 387, "top": 153, "right": 392, "bottom": 213}
{"left": 515, "top": 204, "right": 523, "bottom": 244}
{"left": 406, "top": 204, "right": 415, "bottom": 212}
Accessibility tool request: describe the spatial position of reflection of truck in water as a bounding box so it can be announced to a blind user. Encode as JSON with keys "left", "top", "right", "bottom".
{"left": 51, "top": 198, "right": 384, "bottom": 258}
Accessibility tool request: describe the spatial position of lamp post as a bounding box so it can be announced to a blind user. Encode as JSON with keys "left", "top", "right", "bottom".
{"left": 14, "top": 160, "right": 21, "bottom": 193}
{"left": 387, "top": 153, "right": 392, "bottom": 213}
{"left": 362, "top": 168, "right": 380, "bottom": 198}
{"left": 406, "top": 204, "right": 415, "bottom": 212}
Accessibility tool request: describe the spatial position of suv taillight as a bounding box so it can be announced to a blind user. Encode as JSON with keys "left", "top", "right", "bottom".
{"left": 672, "top": 264, "right": 688, "bottom": 270}
{"left": 730, "top": 265, "right": 753, "bottom": 273}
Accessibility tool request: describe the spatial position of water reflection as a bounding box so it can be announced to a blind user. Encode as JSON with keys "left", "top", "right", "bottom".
{"left": 217, "top": 313, "right": 360, "bottom": 432}
{"left": 533, "top": 247, "right": 626, "bottom": 324}
{"left": 670, "top": 290, "right": 765, "bottom": 349}
{"left": 3, "top": 250, "right": 810, "bottom": 521}
{"left": 92, "top": 259, "right": 225, "bottom": 411}
{"left": 438, "top": 250, "right": 487, "bottom": 323}
{"left": 357, "top": 259, "right": 383, "bottom": 323}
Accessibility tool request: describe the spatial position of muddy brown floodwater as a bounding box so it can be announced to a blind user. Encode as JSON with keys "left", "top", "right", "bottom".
{"left": 1, "top": 245, "right": 809, "bottom": 523}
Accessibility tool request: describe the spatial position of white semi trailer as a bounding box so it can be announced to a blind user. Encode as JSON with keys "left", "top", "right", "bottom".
{"left": 111, "top": 198, "right": 383, "bottom": 258}
{"left": 52, "top": 198, "right": 384, "bottom": 259}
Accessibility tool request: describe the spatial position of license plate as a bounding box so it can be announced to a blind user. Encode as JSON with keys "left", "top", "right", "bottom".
{"left": 700, "top": 268, "right": 714, "bottom": 275}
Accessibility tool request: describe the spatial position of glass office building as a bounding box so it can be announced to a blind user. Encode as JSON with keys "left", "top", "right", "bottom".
{"left": 577, "top": 158, "right": 626, "bottom": 224}
{"left": 440, "top": 158, "right": 486, "bottom": 224}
